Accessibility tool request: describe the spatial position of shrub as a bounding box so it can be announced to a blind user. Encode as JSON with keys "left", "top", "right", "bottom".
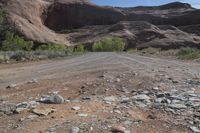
{"left": 0, "top": 8, "right": 6, "bottom": 24}
{"left": 177, "top": 47, "right": 200, "bottom": 60}
{"left": 37, "top": 44, "right": 66, "bottom": 51}
{"left": 92, "top": 37, "right": 125, "bottom": 52}
{"left": 65, "top": 46, "right": 74, "bottom": 55}
{"left": 74, "top": 44, "right": 85, "bottom": 53}
{"left": 1, "top": 32, "right": 33, "bottom": 51}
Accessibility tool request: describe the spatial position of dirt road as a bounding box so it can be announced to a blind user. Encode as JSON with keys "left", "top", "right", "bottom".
{"left": 0, "top": 52, "right": 200, "bottom": 133}
{"left": 1, "top": 52, "right": 200, "bottom": 88}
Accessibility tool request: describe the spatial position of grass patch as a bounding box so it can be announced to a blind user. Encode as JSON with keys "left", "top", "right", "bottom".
{"left": 177, "top": 48, "right": 200, "bottom": 60}
{"left": 92, "top": 37, "right": 125, "bottom": 52}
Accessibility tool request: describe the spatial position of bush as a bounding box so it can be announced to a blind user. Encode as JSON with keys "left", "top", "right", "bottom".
{"left": 74, "top": 44, "right": 85, "bottom": 53}
{"left": 177, "top": 47, "right": 200, "bottom": 60}
{"left": 92, "top": 37, "right": 125, "bottom": 52}
{"left": 0, "top": 8, "right": 6, "bottom": 24}
{"left": 1, "top": 32, "right": 33, "bottom": 51}
{"left": 37, "top": 43, "right": 66, "bottom": 51}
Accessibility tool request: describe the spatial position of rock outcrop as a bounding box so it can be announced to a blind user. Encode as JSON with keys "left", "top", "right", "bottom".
{"left": 1, "top": 0, "right": 200, "bottom": 49}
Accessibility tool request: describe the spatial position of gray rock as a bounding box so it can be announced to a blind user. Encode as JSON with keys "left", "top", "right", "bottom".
{"left": 190, "top": 126, "right": 200, "bottom": 133}
{"left": 15, "top": 101, "right": 39, "bottom": 113}
{"left": 123, "top": 120, "right": 133, "bottom": 126}
{"left": 16, "top": 102, "right": 29, "bottom": 108}
{"left": 40, "top": 94, "right": 65, "bottom": 104}
{"left": 120, "top": 97, "right": 130, "bottom": 103}
{"left": 134, "top": 101, "right": 148, "bottom": 107}
{"left": 0, "top": 103, "right": 16, "bottom": 115}
{"left": 82, "top": 96, "right": 91, "bottom": 100}
{"left": 104, "top": 96, "right": 117, "bottom": 103}
{"left": 113, "top": 110, "right": 121, "bottom": 114}
{"left": 155, "top": 98, "right": 171, "bottom": 104}
{"left": 189, "top": 97, "right": 200, "bottom": 102}
{"left": 124, "top": 130, "right": 131, "bottom": 133}
{"left": 168, "top": 103, "right": 187, "bottom": 109}
{"left": 71, "top": 127, "right": 80, "bottom": 133}
{"left": 133, "top": 94, "right": 151, "bottom": 101}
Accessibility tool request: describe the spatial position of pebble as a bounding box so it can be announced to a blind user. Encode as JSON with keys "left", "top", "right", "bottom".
{"left": 78, "top": 114, "right": 88, "bottom": 117}
{"left": 113, "top": 110, "right": 121, "bottom": 114}
{"left": 116, "top": 78, "right": 121, "bottom": 82}
{"left": 133, "top": 94, "right": 151, "bottom": 101}
{"left": 168, "top": 104, "right": 187, "bottom": 109}
{"left": 111, "top": 125, "right": 126, "bottom": 133}
{"left": 152, "top": 87, "right": 159, "bottom": 90}
{"left": 71, "top": 127, "right": 80, "bottom": 133}
{"left": 27, "top": 79, "right": 38, "bottom": 84}
{"left": 104, "top": 96, "right": 117, "bottom": 103}
{"left": 190, "top": 126, "right": 200, "bottom": 133}
{"left": 72, "top": 106, "right": 80, "bottom": 111}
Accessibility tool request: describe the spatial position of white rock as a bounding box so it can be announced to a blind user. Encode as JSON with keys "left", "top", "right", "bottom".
{"left": 72, "top": 106, "right": 80, "bottom": 111}
{"left": 78, "top": 114, "right": 88, "bottom": 117}
{"left": 190, "top": 126, "right": 200, "bottom": 133}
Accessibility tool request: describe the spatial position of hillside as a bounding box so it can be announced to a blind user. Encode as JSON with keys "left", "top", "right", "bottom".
{"left": 1, "top": 0, "right": 200, "bottom": 49}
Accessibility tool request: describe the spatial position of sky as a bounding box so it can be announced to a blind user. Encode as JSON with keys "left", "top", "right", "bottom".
{"left": 91, "top": 0, "right": 200, "bottom": 8}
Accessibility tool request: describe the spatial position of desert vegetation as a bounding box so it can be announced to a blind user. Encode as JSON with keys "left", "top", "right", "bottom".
{"left": 176, "top": 47, "right": 200, "bottom": 60}
{"left": 0, "top": 8, "right": 87, "bottom": 63}
{"left": 92, "top": 37, "right": 125, "bottom": 52}
{"left": 128, "top": 47, "right": 200, "bottom": 61}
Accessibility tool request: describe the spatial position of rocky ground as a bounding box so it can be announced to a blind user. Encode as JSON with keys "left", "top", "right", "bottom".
{"left": 0, "top": 52, "right": 200, "bottom": 133}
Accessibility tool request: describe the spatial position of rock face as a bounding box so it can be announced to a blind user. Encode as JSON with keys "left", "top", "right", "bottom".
{"left": 2, "top": 0, "right": 200, "bottom": 49}
{"left": 44, "top": 1, "right": 124, "bottom": 31}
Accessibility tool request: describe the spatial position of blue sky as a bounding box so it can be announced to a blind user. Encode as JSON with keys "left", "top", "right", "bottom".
{"left": 91, "top": 0, "right": 200, "bottom": 8}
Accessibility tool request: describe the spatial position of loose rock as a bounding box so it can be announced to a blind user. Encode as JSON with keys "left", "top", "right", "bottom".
{"left": 133, "top": 94, "right": 151, "bottom": 101}
{"left": 39, "top": 94, "right": 65, "bottom": 104}
{"left": 78, "top": 114, "right": 88, "bottom": 117}
{"left": 6, "top": 84, "right": 17, "bottom": 89}
{"left": 190, "top": 126, "right": 200, "bottom": 133}
{"left": 168, "top": 103, "right": 187, "bottom": 109}
{"left": 71, "top": 127, "right": 80, "bottom": 133}
{"left": 111, "top": 125, "right": 126, "bottom": 133}
{"left": 32, "top": 108, "right": 56, "bottom": 116}
{"left": 72, "top": 106, "right": 80, "bottom": 111}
